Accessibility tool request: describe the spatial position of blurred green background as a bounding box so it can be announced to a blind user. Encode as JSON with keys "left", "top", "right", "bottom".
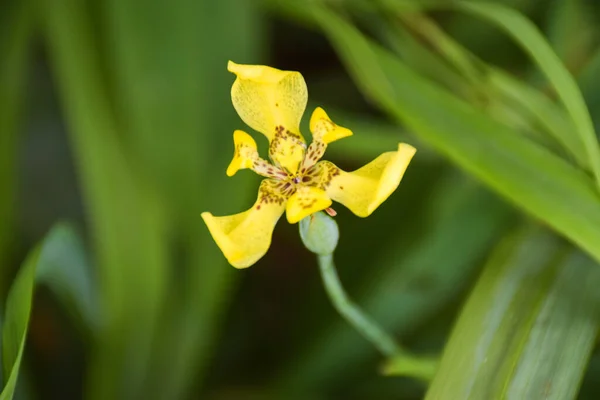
{"left": 3, "top": 0, "right": 600, "bottom": 399}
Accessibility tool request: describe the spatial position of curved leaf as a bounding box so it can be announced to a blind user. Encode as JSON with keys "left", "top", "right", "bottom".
{"left": 425, "top": 227, "right": 600, "bottom": 399}
{"left": 311, "top": 4, "right": 600, "bottom": 264}
{"left": 454, "top": 1, "right": 600, "bottom": 189}
{"left": 2, "top": 223, "right": 96, "bottom": 399}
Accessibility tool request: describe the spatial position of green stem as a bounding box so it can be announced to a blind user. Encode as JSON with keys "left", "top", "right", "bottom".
{"left": 317, "top": 253, "right": 402, "bottom": 357}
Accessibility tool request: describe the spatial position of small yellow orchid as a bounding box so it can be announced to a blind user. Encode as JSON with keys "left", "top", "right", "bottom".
{"left": 201, "top": 61, "right": 416, "bottom": 269}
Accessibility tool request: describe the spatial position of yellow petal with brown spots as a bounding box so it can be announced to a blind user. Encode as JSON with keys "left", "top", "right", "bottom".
{"left": 309, "top": 107, "right": 353, "bottom": 144}
{"left": 286, "top": 186, "right": 332, "bottom": 224}
{"left": 227, "top": 130, "right": 258, "bottom": 176}
{"left": 201, "top": 179, "right": 288, "bottom": 268}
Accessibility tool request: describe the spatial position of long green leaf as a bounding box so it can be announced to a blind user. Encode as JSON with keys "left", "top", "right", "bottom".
{"left": 0, "top": 0, "right": 33, "bottom": 293}
{"left": 42, "top": 0, "right": 169, "bottom": 397}
{"left": 311, "top": 4, "right": 600, "bottom": 264}
{"left": 453, "top": 1, "right": 600, "bottom": 189}
{"left": 1, "top": 223, "right": 97, "bottom": 400}
{"left": 425, "top": 227, "right": 600, "bottom": 399}
{"left": 381, "top": 11, "right": 585, "bottom": 168}
{"left": 98, "top": 0, "right": 263, "bottom": 397}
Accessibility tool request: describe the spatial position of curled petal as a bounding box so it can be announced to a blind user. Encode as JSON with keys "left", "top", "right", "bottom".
{"left": 201, "top": 179, "right": 288, "bottom": 268}
{"left": 286, "top": 186, "right": 332, "bottom": 224}
{"left": 320, "top": 143, "right": 416, "bottom": 217}
{"left": 228, "top": 61, "right": 307, "bottom": 142}
{"left": 227, "top": 130, "right": 286, "bottom": 179}
{"left": 227, "top": 130, "right": 258, "bottom": 176}
{"left": 309, "top": 107, "right": 353, "bottom": 144}
{"left": 300, "top": 107, "right": 353, "bottom": 171}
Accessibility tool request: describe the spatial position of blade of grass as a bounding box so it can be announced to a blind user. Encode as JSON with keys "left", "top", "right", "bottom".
{"left": 1, "top": 244, "right": 38, "bottom": 400}
{"left": 382, "top": 11, "right": 586, "bottom": 168}
{"left": 42, "top": 0, "right": 169, "bottom": 397}
{"left": 1, "top": 223, "right": 99, "bottom": 400}
{"left": 425, "top": 227, "right": 600, "bottom": 399}
{"left": 0, "top": 0, "right": 33, "bottom": 295}
{"left": 35, "top": 223, "right": 99, "bottom": 332}
{"left": 100, "top": 0, "right": 264, "bottom": 397}
{"left": 311, "top": 4, "right": 600, "bottom": 265}
{"left": 452, "top": 1, "right": 600, "bottom": 190}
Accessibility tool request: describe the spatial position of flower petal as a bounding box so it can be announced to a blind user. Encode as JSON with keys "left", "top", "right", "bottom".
{"left": 201, "top": 179, "right": 288, "bottom": 268}
{"left": 286, "top": 185, "right": 332, "bottom": 224}
{"left": 318, "top": 143, "right": 416, "bottom": 217}
{"left": 227, "top": 130, "right": 259, "bottom": 176}
{"left": 300, "top": 107, "right": 353, "bottom": 172}
{"left": 309, "top": 107, "right": 353, "bottom": 144}
{"left": 228, "top": 61, "right": 307, "bottom": 142}
{"left": 227, "top": 130, "right": 287, "bottom": 179}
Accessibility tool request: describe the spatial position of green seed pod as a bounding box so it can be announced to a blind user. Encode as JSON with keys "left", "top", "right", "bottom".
{"left": 299, "top": 211, "right": 339, "bottom": 255}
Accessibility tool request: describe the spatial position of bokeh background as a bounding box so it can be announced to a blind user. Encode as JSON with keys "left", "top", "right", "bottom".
{"left": 3, "top": 0, "right": 600, "bottom": 399}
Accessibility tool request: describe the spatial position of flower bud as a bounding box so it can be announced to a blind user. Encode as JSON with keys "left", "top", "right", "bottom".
{"left": 299, "top": 211, "right": 339, "bottom": 255}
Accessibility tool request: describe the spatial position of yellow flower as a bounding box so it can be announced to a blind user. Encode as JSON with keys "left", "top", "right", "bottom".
{"left": 202, "top": 61, "right": 416, "bottom": 269}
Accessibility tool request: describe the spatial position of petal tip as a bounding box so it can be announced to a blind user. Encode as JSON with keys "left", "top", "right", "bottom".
{"left": 286, "top": 213, "right": 300, "bottom": 224}
{"left": 365, "top": 143, "right": 416, "bottom": 214}
{"left": 310, "top": 107, "right": 353, "bottom": 144}
{"left": 229, "top": 257, "right": 254, "bottom": 269}
{"left": 398, "top": 143, "right": 417, "bottom": 157}
{"left": 227, "top": 60, "right": 239, "bottom": 74}
{"left": 227, "top": 130, "right": 257, "bottom": 176}
{"left": 309, "top": 107, "right": 327, "bottom": 133}
{"left": 226, "top": 163, "right": 239, "bottom": 177}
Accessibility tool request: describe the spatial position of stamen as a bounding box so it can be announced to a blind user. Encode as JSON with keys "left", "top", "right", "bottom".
{"left": 300, "top": 141, "right": 327, "bottom": 171}
{"left": 252, "top": 157, "right": 287, "bottom": 180}
{"left": 325, "top": 207, "right": 337, "bottom": 217}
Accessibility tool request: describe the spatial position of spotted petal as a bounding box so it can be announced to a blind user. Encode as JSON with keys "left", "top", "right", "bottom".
{"left": 228, "top": 61, "right": 307, "bottom": 142}
{"left": 301, "top": 107, "right": 353, "bottom": 171}
{"left": 201, "top": 179, "right": 289, "bottom": 268}
{"left": 227, "top": 130, "right": 259, "bottom": 176}
{"left": 310, "top": 107, "right": 353, "bottom": 144}
{"left": 316, "top": 143, "right": 416, "bottom": 217}
{"left": 286, "top": 186, "right": 332, "bottom": 224}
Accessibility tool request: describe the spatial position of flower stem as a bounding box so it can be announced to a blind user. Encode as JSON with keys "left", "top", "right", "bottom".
{"left": 317, "top": 253, "right": 402, "bottom": 357}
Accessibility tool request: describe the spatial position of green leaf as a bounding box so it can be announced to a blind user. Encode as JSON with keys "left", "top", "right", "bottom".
{"left": 311, "top": 4, "right": 600, "bottom": 265}
{"left": 35, "top": 224, "right": 99, "bottom": 331}
{"left": 485, "top": 69, "right": 583, "bottom": 165}
{"left": 0, "top": 0, "right": 33, "bottom": 292}
{"left": 42, "top": 0, "right": 169, "bottom": 397}
{"left": 43, "top": 0, "right": 263, "bottom": 398}
{"left": 381, "top": 11, "right": 585, "bottom": 168}
{"left": 453, "top": 1, "right": 600, "bottom": 189}
{"left": 425, "top": 227, "right": 600, "bottom": 399}
{"left": 1, "top": 223, "right": 97, "bottom": 400}
{"left": 97, "top": 0, "right": 263, "bottom": 398}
